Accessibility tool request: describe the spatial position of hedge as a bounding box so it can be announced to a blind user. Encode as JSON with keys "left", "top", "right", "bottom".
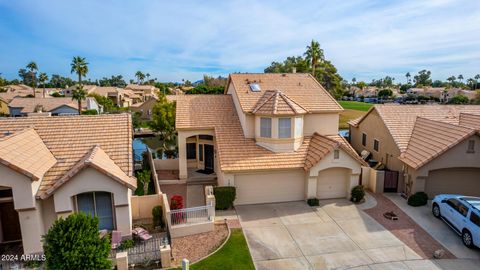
{"left": 351, "top": 185, "right": 365, "bottom": 203}
{"left": 214, "top": 186, "right": 236, "bottom": 210}
{"left": 408, "top": 192, "right": 428, "bottom": 207}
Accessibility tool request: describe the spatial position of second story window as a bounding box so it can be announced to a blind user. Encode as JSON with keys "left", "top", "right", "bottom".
{"left": 467, "top": 139, "right": 475, "bottom": 153}
{"left": 278, "top": 118, "right": 291, "bottom": 138}
{"left": 260, "top": 117, "right": 272, "bottom": 138}
{"left": 374, "top": 139, "right": 380, "bottom": 152}
{"left": 333, "top": 149, "right": 340, "bottom": 159}
{"left": 362, "top": 133, "right": 367, "bottom": 146}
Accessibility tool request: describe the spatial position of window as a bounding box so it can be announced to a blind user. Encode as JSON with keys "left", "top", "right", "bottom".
{"left": 260, "top": 117, "right": 272, "bottom": 138}
{"left": 199, "top": 135, "right": 213, "bottom": 140}
{"left": 249, "top": 83, "right": 261, "bottom": 92}
{"left": 334, "top": 149, "right": 340, "bottom": 159}
{"left": 457, "top": 203, "right": 469, "bottom": 217}
{"left": 446, "top": 198, "right": 459, "bottom": 211}
{"left": 467, "top": 140, "right": 475, "bottom": 153}
{"left": 199, "top": 144, "right": 204, "bottom": 162}
{"left": 373, "top": 139, "right": 379, "bottom": 152}
{"left": 278, "top": 118, "right": 291, "bottom": 138}
{"left": 187, "top": 143, "right": 196, "bottom": 159}
{"left": 470, "top": 212, "right": 480, "bottom": 227}
{"left": 77, "top": 192, "right": 114, "bottom": 230}
{"left": 362, "top": 133, "right": 367, "bottom": 146}
{"left": 294, "top": 117, "right": 303, "bottom": 137}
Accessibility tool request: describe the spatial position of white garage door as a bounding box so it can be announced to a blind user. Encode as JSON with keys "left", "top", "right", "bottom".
{"left": 234, "top": 171, "right": 305, "bottom": 205}
{"left": 425, "top": 168, "right": 480, "bottom": 198}
{"left": 317, "top": 168, "right": 349, "bottom": 199}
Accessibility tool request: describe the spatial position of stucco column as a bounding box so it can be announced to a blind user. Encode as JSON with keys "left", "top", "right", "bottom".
{"left": 178, "top": 132, "right": 188, "bottom": 180}
{"left": 18, "top": 207, "right": 44, "bottom": 254}
{"left": 306, "top": 176, "right": 317, "bottom": 199}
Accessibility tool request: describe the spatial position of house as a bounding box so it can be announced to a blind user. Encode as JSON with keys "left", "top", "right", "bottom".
{"left": 130, "top": 96, "right": 158, "bottom": 120}
{"left": 349, "top": 104, "right": 480, "bottom": 197}
{"left": 0, "top": 96, "right": 9, "bottom": 115}
{"left": 125, "top": 84, "right": 159, "bottom": 101}
{"left": 64, "top": 84, "right": 97, "bottom": 96}
{"left": 0, "top": 114, "right": 135, "bottom": 254}
{"left": 8, "top": 97, "right": 101, "bottom": 116}
{"left": 174, "top": 73, "right": 367, "bottom": 205}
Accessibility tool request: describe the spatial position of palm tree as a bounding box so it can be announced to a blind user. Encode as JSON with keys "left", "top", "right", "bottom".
{"left": 146, "top": 73, "right": 150, "bottom": 83}
{"left": 474, "top": 74, "right": 480, "bottom": 90}
{"left": 447, "top": 76, "right": 456, "bottom": 86}
{"left": 405, "top": 72, "right": 411, "bottom": 84}
{"left": 467, "top": 78, "right": 475, "bottom": 90}
{"left": 70, "top": 56, "right": 88, "bottom": 114}
{"left": 458, "top": 74, "right": 464, "bottom": 83}
{"left": 135, "top": 71, "right": 145, "bottom": 84}
{"left": 72, "top": 86, "right": 86, "bottom": 114}
{"left": 304, "top": 40, "right": 324, "bottom": 76}
{"left": 38, "top": 72, "right": 48, "bottom": 97}
{"left": 26, "top": 61, "right": 38, "bottom": 97}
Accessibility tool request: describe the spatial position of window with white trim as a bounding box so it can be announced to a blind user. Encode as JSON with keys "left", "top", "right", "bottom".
{"left": 260, "top": 117, "right": 272, "bottom": 138}
{"left": 76, "top": 192, "right": 114, "bottom": 230}
{"left": 278, "top": 118, "right": 291, "bottom": 138}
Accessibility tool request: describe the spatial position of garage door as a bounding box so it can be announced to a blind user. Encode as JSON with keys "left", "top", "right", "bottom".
{"left": 234, "top": 171, "right": 305, "bottom": 205}
{"left": 317, "top": 168, "right": 349, "bottom": 199}
{"left": 425, "top": 168, "right": 480, "bottom": 198}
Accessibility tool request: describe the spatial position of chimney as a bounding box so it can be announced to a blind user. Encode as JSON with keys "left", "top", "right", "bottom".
{"left": 292, "top": 67, "right": 297, "bottom": 73}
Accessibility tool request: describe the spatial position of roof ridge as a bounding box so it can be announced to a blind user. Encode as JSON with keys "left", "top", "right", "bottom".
{"left": 279, "top": 92, "right": 308, "bottom": 113}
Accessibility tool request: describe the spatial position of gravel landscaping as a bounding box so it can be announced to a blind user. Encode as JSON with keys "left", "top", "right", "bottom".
{"left": 171, "top": 223, "right": 229, "bottom": 266}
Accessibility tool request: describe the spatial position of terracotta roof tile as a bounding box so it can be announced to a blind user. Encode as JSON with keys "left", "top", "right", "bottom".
{"left": 229, "top": 73, "right": 342, "bottom": 113}
{"left": 8, "top": 97, "right": 88, "bottom": 113}
{"left": 252, "top": 90, "right": 307, "bottom": 115}
{"left": 459, "top": 113, "right": 480, "bottom": 130}
{"left": 400, "top": 117, "right": 475, "bottom": 169}
{"left": 0, "top": 114, "right": 133, "bottom": 197}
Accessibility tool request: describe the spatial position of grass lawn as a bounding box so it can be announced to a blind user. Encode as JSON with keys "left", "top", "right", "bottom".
{"left": 339, "top": 109, "right": 367, "bottom": 129}
{"left": 171, "top": 229, "right": 254, "bottom": 270}
{"left": 338, "top": 100, "right": 373, "bottom": 112}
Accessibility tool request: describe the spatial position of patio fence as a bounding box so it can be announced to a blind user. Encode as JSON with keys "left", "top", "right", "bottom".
{"left": 170, "top": 203, "right": 214, "bottom": 226}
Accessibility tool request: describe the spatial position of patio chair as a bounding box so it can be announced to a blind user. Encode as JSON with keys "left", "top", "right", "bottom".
{"left": 111, "top": 230, "right": 122, "bottom": 249}
{"left": 132, "top": 227, "right": 153, "bottom": 241}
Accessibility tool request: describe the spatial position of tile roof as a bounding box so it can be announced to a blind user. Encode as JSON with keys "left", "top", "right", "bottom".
{"left": 304, "top": 134, "right": 368, "bottom": 170}
{"left": 459, "top": 113, "right": 480, "bottom": 130}
{"left": 399, "top": 117, "right": 476, "bottom": 169}
{"left": 252, "top": 90, "right": 307, "bottom": 115}
{"left": 228, "top": 73, "right": 342, "bottom": 113}
{"left": 0, "top": 114, "right": 134, "bottom": 197}
{"left": 176, "top": 95, "right": 362, "bottom": 172}
{"left": 349, "top": 104, "right": 480, "bottom": 152}
{"left": 0, "top": 128, "right": 57, "bottom": 180}
{"left": 8, "top": 97, "right": 85, "bottom": 113}
{"left": 126, "top": 84, "right": 157, "bottom": 91}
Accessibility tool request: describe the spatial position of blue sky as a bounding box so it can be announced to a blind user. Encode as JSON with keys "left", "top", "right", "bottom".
{"left": 0, "top": 0, "right": 479, "bottom": 83}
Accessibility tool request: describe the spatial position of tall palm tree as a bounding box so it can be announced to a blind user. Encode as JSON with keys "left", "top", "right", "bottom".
{"left": 135, "top": 71, "right": 145, "bottom": 84}
{"left": 474, "top": 74, "right": 480, "bottom": 90}
{"left": 458, "top": 74, "right": 464, "bottom": 84}
{"left": 70, "top": 56, "right": 88, "bottom": 114}
{"left": 304, "top": 40, "right": 324, "bottom": 76}
{"left": 405, "top": 72, "right": 411, "bottom": 84}
{"left": 447, "top": 76, "right": 456, "bottom": 86}
{"left": 26, "top": 61, "right": 38, "bottom": 97}
{"left": 38, "top": 72, "right": 48, "bottom": 97}
{"left": 146, "top": 73, "right": 150, "bottom": 83}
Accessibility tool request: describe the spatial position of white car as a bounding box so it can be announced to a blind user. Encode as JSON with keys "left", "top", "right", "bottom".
{"left": 432, "top": 194, "right": 480, "bottom": 248}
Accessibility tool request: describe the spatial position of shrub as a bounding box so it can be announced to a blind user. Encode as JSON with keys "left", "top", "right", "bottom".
{"left": 24, "top": 259, "right": 42, "bottom": 269}
{"left": 307, "top": 198, "right": 319, "bottom": 206}
{"left": 43, "top": 213, "right": 111, "bottom": 270}
{"left": 170, "top": 195, "right": 184, "bottom": 210}
{"left": 351, "top": 185, "right": 365, "bottom": 203}
{"left": 81, "top": 109, "right": 99, "bottom": 115}
{"left": 152, "top": 205, "right": 164, "bottom": 229}
{"left": 408, "top": 192, "right": 428, "bottom": 207}
{"left": 118, "top": 239, "right": 134, "bottom": 250}
{"left": 214, "top": 186, "right": 236, "bottom": 210}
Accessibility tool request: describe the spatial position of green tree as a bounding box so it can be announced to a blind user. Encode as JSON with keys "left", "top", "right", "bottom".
{"left": 357, "top": 81, "right": 367, "bottom": 90}
{"left": 70, "top": 56, "right": 89, "bottom": 86}
{"left": 43, "top": 213, "right": 111, "bottom": 270}
{"left": 458, "top": 74, "right": 464, "bottom": 83}
{"left": 264, "top": 56, "right": 310, "bottom": 73}
{"left": 150, "top": 93, "right": 176, "bottom": 139}
{"left": 186, "top": 84, "right": 224, "bottom": 94}
{"left": 304, "top": 40, "right": 324, "bottom": 76}
{"left": 137, "top": 169, "right": 151, "bottom": 195}
{"left": 315, "top": 60, "right": 344, "bottom": 99}
{"left": 88, "top": 93, "right": 114, "bottom": 112}
{"left": 377, "top": 89, "right": 393, "bottom": 98}
{"left": 413, "top": 70, "right": 432, "bottom": 86}
{"left": 72, "top": 86, "right": 86, "bottom": 114}
{"left": 474, "top": 74, "right": 480, "bottom": 90}
{"left": 405, "top": 72, "right": 411, "bottom": 84}
{"left": 447, "top": 76, "right": 456, "bottom": 86}
{"left": 449, "top": 95, "right": 469, "bottom": 104}
{"left": 39, "top": 72, "right": 48, "bottom": 97}
{"left": 135, "top": 71, "right": 145, "bottom": 84}
{"left": 26, "top": 61, "right": 38, "bottom": 97}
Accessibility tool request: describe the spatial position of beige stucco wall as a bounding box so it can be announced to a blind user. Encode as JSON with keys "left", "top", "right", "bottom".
{"left": 226, "top": 82, "right": 255, "bottom": 138}
{"left": 53, "top": 167, "right": 133, "bottom": 236}
{"left": 405, "top": 135, "right": 480, "bottom": 196}
{"left": 0, "top": 164, "right": 37, "bottom": 209}
{"left": 18, "top": 201, "right": 45, "bottom": 254}
{"left": 303, "top": 113, "right": 339, "bottom": 136}
{"left": 130, "top": 98, "right": 157, "bottom": 120}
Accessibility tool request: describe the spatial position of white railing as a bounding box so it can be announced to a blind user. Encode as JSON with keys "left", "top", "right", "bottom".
{"left": 170, "top": 203, "right": 214, "bottom": 226}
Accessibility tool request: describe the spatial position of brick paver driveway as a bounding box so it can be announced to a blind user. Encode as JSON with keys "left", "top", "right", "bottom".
{"left": 236, "top": 199, "right": 476, "bottom": 270}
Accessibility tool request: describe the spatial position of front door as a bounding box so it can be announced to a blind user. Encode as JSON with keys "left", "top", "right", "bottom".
{"left": 0, "top": 202, "right": 22, "bottom": 242}
{"left": 204, "top": 144, "right": 214, "bottom": 172}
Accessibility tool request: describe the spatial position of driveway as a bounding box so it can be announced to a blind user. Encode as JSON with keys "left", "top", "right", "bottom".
{"left": 237, "top": 199, "right": 435, "bottom": 270}
{"left": 385, "top": 193, "right": 480, "bottom": 260}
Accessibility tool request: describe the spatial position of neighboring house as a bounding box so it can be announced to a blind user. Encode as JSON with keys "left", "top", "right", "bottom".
{"left": 64, "top": 85, "right": 97, "bottom": 96}
{"left": 175, "top": 73, "right": 367, "bottom": 205}
{"left": 125, "top": 84, "right": 159, "bottom": 101}
{"left": 8, "top": 97, "right": 101, "bottom": 116}
{"left": 130, "top": 96, "right": 158, "bottom": 120}
{"left": 0, "top": 96, "right": 9, "bottom": 115}
{"left": 349, "top": 104, "right": 480, "bottom": 197}
{"left": 0, "top": 114, "right": 135, "bottom": 255}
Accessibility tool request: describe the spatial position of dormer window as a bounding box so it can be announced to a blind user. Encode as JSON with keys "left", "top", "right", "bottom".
{"left": 278, "top": 118, "right": 291, "bottom": 138}
{"left": 260, "top": 117, "right": 272, "bottom": 138}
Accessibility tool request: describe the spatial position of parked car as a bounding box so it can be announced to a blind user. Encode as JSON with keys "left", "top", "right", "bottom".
{"left": 432, "top": 194, "right": 480, "bottom": 248}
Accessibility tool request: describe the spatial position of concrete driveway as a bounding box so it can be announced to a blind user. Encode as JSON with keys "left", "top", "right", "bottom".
{"left": 385, "top": 193, "right": 480, "bottom": 260}
{"left": 237, "top": 200, "right": 432, "bottom": 270}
